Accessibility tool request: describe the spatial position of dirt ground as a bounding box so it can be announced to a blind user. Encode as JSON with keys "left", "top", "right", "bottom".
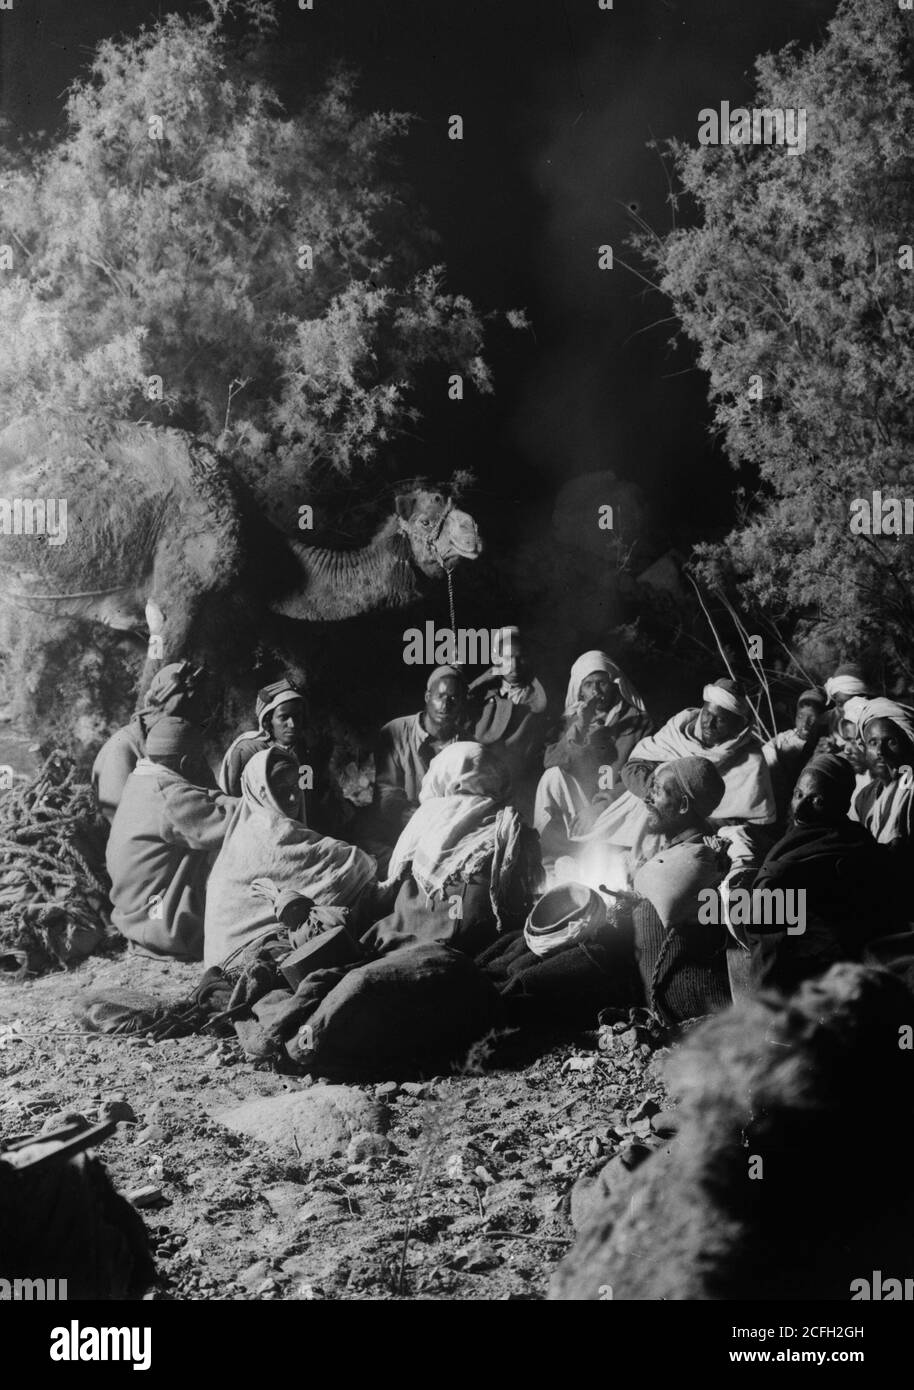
{"left": 0, "top": 947, "right": 675, "bottom": 1302}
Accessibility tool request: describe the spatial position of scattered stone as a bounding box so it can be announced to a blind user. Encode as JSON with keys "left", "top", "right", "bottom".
{"left": 399, "top": 1082, "right": 431, "bottom": 1098}
{"left": 618, "top": 1141, "right": 654, "bottom": 1172}
{"left": 211, "top": 1085, "right": 387, "bottom": 1161}
{"left": 628, "top": 1097, "right": 661, "bottom": 1123}
{"left": 262, "top": 1183, "right": 307, "bottom": 1223}
{"left": 135, "top": 1124, "right": 165, "bottom": 1146}
{"left": 374, "top": 1081, "right": 399, "bottom": 1101}
{"left": 483, "top": 1178, "right": 536, "bottom": 1221}
{"left": 127, "top": 1185, "right": 165, "bottom": 1209}
{"left": 100, "top": 1096, "right": 137, "bottom": 1123}
{"left": 650, "top": 1110, "right": 679, "bottom": 1137}
{"left": 451, "top": 1239, "right": 502, "bottom": 1273}
{"left": 345, "top": 1130, "right": 392, "bottom": 1164}
{"left": 39, "top": 1111, "right": 90, "bottom": 1134}
{"left": 237, "top": 1260, "right": 271, "bottom": 1290}
{"left": 445, "top": 1152, "right": 465, "bottom": 1180}
{"left": 562, "top": 1055, "right": 597, "bottom": 1074}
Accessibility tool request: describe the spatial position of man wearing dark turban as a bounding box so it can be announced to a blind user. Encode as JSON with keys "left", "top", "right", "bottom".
{"left": 106, "top": 717, "right": 237, "bottom": 960}
{"left": 91, "top": 661, "right": 212, "bottom": 821}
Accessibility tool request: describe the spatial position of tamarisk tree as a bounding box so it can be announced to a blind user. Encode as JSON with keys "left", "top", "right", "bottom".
{"left": 639, "top": 0, "right": 914, "bottom": 681}
{"left": 0, "top": 0, "right": 500, "bottom": 496}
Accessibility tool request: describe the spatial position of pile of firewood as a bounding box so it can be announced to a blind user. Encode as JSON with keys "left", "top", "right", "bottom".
{"left": 0, "top": 752, "right": 113, "bottom": 980}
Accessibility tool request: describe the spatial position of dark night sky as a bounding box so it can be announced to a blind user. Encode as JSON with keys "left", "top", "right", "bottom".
{"left": 1, "top": 0, "right": 839, "bottom": 553}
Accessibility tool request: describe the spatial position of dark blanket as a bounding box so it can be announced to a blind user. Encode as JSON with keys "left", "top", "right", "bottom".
{"left": 289, "top": 942, "right": 506, "bottom": 1080}
{"left": 748, "top": 818, "right": 904, "bottom": 992}
{"left": 361, "top": 874, "right": 501, "bottom": 960}
{"left": 477, "top": 919, "right": 641, "bottom": 1026}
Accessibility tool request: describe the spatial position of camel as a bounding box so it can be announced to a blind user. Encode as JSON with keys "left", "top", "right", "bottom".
{"left": 0, "top": 416, "right": 482, "bottom": 691}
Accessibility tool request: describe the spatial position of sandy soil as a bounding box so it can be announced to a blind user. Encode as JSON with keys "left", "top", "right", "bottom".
{"left": 0, "top": 948, "right": 673, "bottom": 1301}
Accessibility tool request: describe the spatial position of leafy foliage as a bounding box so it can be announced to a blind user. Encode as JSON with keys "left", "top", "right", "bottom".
{"left": 0, "top": 0, "right": 499, "bottom": 493}
{"left": 637, "top": 0, "right": 914, "bottom": 680}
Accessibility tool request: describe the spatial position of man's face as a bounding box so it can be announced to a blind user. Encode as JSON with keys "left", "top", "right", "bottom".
{"left": 698, "top": 700, "right": 745, "bottom": 748}
{"left": 269, "top": 758, "right": 303, "bottom": 818}
{"left": 789, "top": 770, "right": 830, "bottom": 827}
{"left": 795, "top": 701, "right": 821, "bottom": 739}
{"left": 580, "top": 671, "right": 613, "bottom": 710}
{"left": 645, "top": 767, "right": 689, "bottom": 835}
{"left": 426, "top": 676, "right": 466, "bottom": 732}
{"left": 864, "top": 718, "right": 908, "bottom": 783}
{"left": 833, "top": 690, "right": 855, "bottom": 713}
{"left": 495, "top": 632, "right": 528, "bottom": 686}
{"left": 269, "top": 700, "right": 305, "bottom": 748}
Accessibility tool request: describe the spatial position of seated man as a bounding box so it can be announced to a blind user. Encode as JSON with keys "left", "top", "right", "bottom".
{"left": 91, "top": 661, "right": 210, "bottom": 821}
{"left": 369, "top": 665, "right": 472, "bottom": 850}
{"left": 823, "top": 663, "right": 872, "bottom": 741}
{"left": 761, "top": 686, "right": 826, "bottom": 825}
{"left": 220, "top": 679, "right": 306, "bottom": 795}
{"left": 106, "top": 717, "right": 237, "bottom": 961}
{"left": 219, "top": 679, "right": 340, "bottom": 835}
{"left": 851, "top": 699, "right": 914, "bottom": 867}
{"left": 629, "top": 756, "right": 736, "bottom": 1023}
{"left": 365, "top": 741, "right": 543, "bottom": 960}
{"left": 534, "top": 649, "right": 651, "bottom": 866}
{"left": 573, "top": 677, "right": 776, "bottom": 890}
{"left": 204, "top": 746, "right": 377, "bottom": 970}
{"left": 479, "top": 756, "right": 733, "bottom": 1026}
{"left": 469, "top": 626, "right": 549, "bottom": 819}
{"left": 746, "top": 752, "right": 905, "bottom": 994}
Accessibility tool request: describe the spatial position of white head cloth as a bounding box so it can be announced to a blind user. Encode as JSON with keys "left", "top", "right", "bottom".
{"left": 564, "top": 650, "right": 646, "bottom": 716}
{"left": 824, "top": 674, "right": 869, "bottom": 702}
{"left": 702, "top": 682, "right": 749, "bottom": 722}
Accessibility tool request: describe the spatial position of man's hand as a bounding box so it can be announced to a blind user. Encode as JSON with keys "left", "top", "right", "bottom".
{"left": 570, "top": 804, "right": 600, "bottom": 836}
{"left": 250, "top": 876, "right": 281, "bottom": 910}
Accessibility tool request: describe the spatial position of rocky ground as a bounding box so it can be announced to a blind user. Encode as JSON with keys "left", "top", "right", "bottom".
{"left": 0, "top": 949, "right": 680, "bottom": 1301}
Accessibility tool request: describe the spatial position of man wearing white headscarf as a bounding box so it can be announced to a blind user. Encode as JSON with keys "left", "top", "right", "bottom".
{"left": 204, "top": 746, "right": 377, "bottom": 968}
{"left": 366, "top": 742, "right": 543, "bottom": 957}
{"left": 565, "top": 678, "right": 775, "bottom": 893}
{"left": 823, "top": 663, "right": 873, "bottom": 742}
{"left": 850, "top": 699, "right": 914, "bottom": 854}
{"left": 533, "top": 650, "right": 652, "bottom": 865}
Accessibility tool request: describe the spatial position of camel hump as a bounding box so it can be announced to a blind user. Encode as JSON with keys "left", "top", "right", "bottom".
{"left": 0, "top": 415, "right": 241, "bottom": 600}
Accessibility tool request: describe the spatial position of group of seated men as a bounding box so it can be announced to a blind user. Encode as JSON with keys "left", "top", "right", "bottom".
{"left": 91, "top": 640, "right": 914, "bottom": 1025}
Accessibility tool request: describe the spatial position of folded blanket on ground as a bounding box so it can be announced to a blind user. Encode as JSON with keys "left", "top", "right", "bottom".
{"left": 289, "top": 943, "right": 506, "bottom": 1081}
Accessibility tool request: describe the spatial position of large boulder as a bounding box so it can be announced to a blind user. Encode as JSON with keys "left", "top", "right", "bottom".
{"left": 212, "top": 1086, "right": 388, "bottom": 1161}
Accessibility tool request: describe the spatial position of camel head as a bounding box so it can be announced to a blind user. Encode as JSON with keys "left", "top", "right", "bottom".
{"left": 394, "top": 488, "right": 482, "bottom": 577}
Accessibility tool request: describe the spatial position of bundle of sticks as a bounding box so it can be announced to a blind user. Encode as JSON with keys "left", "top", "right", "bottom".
{"left": 0, "top": 751, "right": 113, "bottom": 980}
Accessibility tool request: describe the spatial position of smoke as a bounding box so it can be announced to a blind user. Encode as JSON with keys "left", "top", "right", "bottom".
{"left": 513, "top": 0, "right": 839, "bottom": 531}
